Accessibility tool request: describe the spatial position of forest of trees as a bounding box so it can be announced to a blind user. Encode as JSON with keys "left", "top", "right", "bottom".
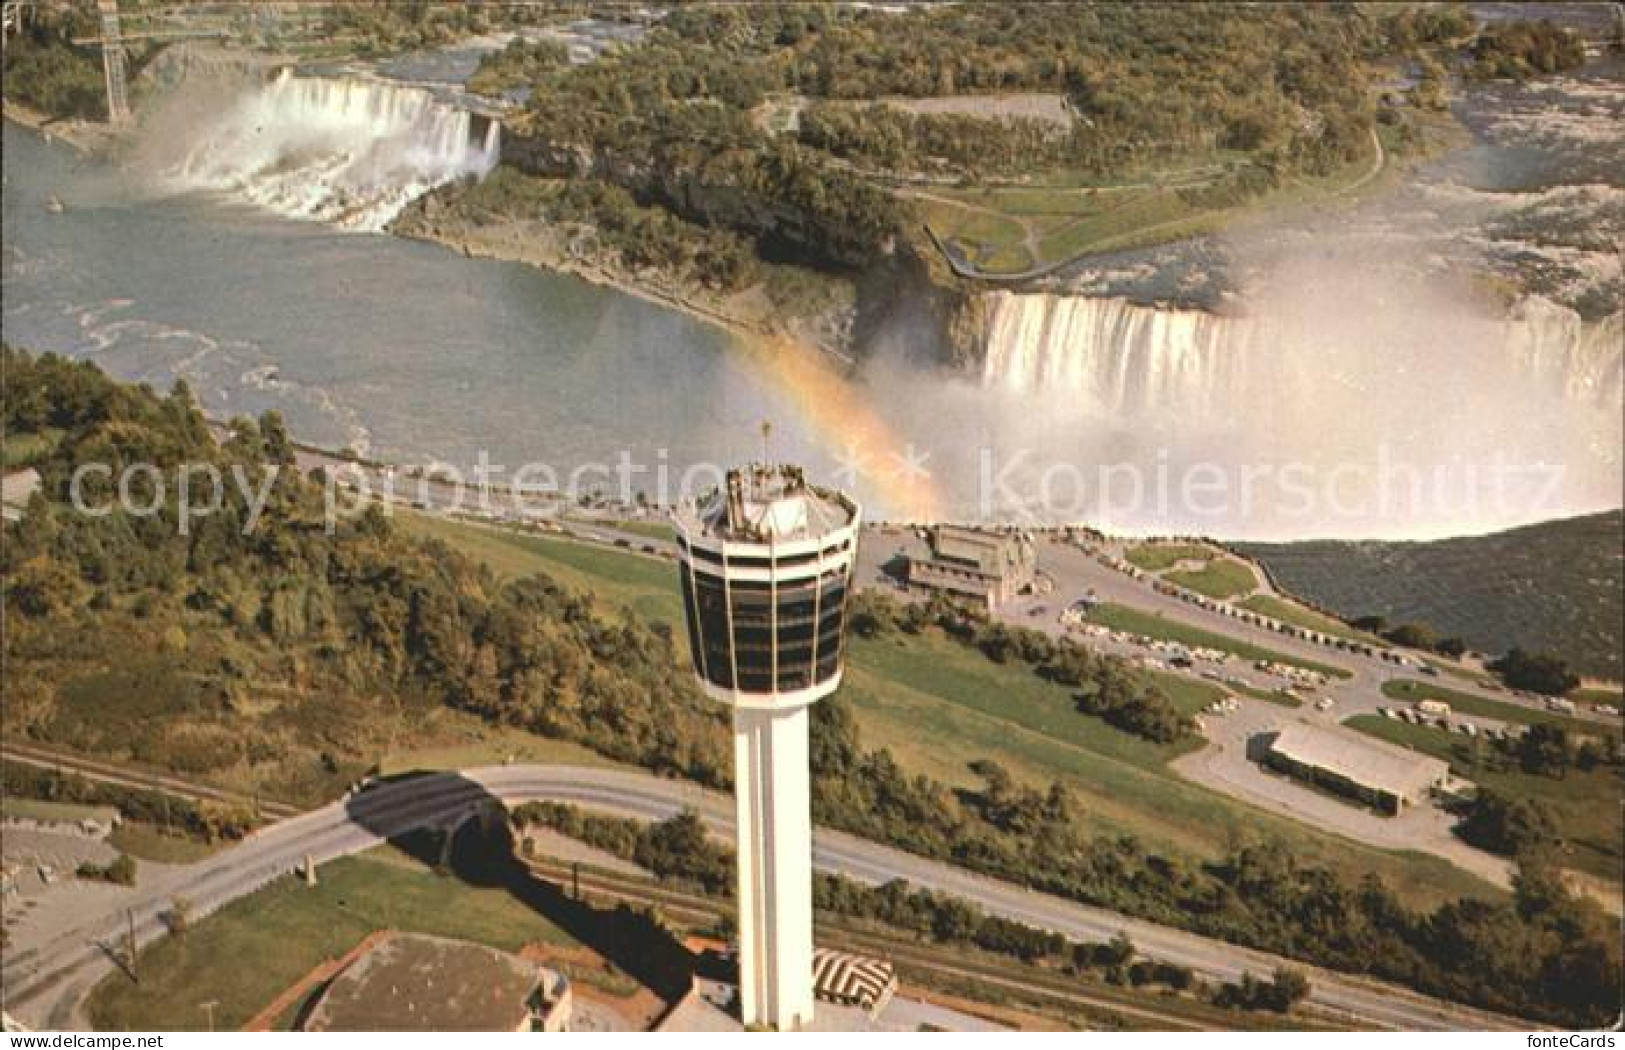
{"left": 3, "top": 350, "right": 1618, "bottom": 1027}
{"left": 2, "top": 348, "right": 732, "bottom": 806}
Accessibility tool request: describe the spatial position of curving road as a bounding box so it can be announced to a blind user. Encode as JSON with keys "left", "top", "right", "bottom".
{"left": 1, "top": 764, "right": 1532, "bottom": 1032}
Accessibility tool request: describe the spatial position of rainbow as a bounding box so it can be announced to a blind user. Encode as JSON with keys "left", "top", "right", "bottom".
{"left": 731, "top": 333, "right": 947, "bottom": 522}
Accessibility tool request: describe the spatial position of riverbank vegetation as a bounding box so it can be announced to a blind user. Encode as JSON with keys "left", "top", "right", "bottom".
{"left": 1, "top": 5, "right": 107, "bottom": 121}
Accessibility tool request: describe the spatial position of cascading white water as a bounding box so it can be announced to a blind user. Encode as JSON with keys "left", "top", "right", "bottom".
{"left": 979, "top": 290, "right": 1623, "bottom": 415}
{"left": 170, "top": 70, "right": 499, "bottom": 232}
{"left": 1503, "top": 295, "right": 1625, "bottom": 407}
{"left": 979, "top": 292, "right": 1257, "bottom": 413}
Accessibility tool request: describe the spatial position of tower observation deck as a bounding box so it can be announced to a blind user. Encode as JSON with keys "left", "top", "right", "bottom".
{"left": 673, "top": 464, "right": 860, "bottom": 1030}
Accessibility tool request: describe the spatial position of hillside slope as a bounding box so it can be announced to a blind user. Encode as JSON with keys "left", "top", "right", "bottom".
{"left": 1235, "top": 511, "right": 1624, "bottom": 680}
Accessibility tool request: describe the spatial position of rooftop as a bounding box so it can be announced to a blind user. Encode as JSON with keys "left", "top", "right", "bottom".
{"left": 674, "top": 463, "right": 856, "bottom": 544}
{"left": 1267, "top": 723, "right": 1450, "bottom": 800}
{"left": 922, "top": 525, "right": 1034, "bottom": 576}
{"left": 302, "top": 934, "right": 556, "bottom": 1032}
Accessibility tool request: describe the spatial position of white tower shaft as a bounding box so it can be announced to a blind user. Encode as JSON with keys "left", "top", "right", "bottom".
{"left": 733, "top": 704, "right": 815, "bottom": 1030}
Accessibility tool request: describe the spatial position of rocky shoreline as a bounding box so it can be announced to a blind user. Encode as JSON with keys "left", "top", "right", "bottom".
{"left": 390, "top": 200, "right": 861, "bottom": 364}
{"left": 2, "top": 104, "right": 117, "bottom": 155}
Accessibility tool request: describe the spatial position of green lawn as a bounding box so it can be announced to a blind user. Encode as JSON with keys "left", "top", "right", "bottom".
{"left": 106, "top": 823, "right": 225, "bottom": 864}
{"left": 1164, "top": 558, "right": 1258, "bottom": 600}
{"left": 399, "top": 512, "right": 684, "bottom": 632}
{"left": 1228, "top": 681, "right": 1303, "bottom": 708}
{"left": 1087, "top": 604, "right": 1352, "bottom": 679}
{"left": 87, "top": 848, "right": 579, "bottom": 1032}
{"left": 1379, "top": 679, "right": 1611, "bottom": 737}
{"left": 1237, "top": 594, "right": 1383, "bottom": 646}
{"left": 597, "top": 518, "right": 673, "bottom": 542}
{"left": 1125, "top": 543, "right": 1213, "bottom": 572}
{"left": 1345, "top": 715, "right": 1623, "bottom": 881}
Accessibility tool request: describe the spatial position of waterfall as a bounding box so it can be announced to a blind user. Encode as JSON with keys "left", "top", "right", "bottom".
{"left": 979, "top": 290, "right": 1622, "bottom": 415}
{"left": 979, "top": 292, "right": 1256, "bottom": 414}
{"left": 1503, "top": 295, "right": 1625, "bottom": 407}
{"left": 170, "top": 70, "right": 500, "bottom": 232}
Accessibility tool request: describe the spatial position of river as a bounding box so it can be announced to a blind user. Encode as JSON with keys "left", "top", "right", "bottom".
{"left": 3, "top": 120, "right": 841, "bottom": 503}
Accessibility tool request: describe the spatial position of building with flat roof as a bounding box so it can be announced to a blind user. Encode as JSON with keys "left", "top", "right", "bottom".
{"left": 906, "top": 525, "right": 1036, "bottom": 609}
{"left": 1262, "top": 724, "right": 1450, "bottom": 815}
{"left": 302, "top": 934, "right": 571, "bottom": 1032}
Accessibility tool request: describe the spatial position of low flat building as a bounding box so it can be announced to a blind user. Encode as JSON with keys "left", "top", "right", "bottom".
{"left": 302, "top": 933, "right": 571, "bottom": 1032}
{"left": 1262, "top": 724, "right": 1450, "bottom": 815}
{"left": 906, "top": 525, "right": 1036, "bottom": 609}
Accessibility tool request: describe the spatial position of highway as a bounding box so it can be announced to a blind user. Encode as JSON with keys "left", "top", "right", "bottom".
{"left": 1, "top": 764, "right": 1532, "bottom": 1032}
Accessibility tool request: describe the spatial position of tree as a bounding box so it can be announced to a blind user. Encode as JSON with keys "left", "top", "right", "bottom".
{"left": 1459, "top": 788, "right": 1558, "bottom": 859}
{"left": 1489, "top": 649, "right": 1579, "bottom": 696}
{"left": 1384, "top": 622, "right": 1438, "bottom": 650}
{"left": 1268, "top": 967, "right": 1312, "bottom": 1011}
{"left": 1515, "top": 724, "right": 1571, "bottom": 779}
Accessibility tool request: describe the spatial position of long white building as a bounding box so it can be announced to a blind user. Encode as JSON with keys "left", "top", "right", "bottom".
{"left": 673, "top": 464, "right": 860, "bottom": 1031}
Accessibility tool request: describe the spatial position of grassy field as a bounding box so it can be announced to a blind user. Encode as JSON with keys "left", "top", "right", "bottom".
{"left": 1235, "top": 511, "right": 1624, "bottom": 681}
{"left": 1236, "top": 594, "right": 1382, "bottom": 646}
{"left": 399, "top": 513, "right": 684, "bottom": 631}
{"left": 87, "top": 847, "right": 580, "bottom": 1032}
{"left": 1087, "top": 604, "right": 1352, "bottom": 679}
{"left": 1163, "top": 558, "right": 1258, "bottom": 600}
{"left": 1379, "top": 679, "right": 1611, "bottom": 737}
{"left": 913, "top": 134, "right": 1382, "bottom": 276}
{"left": 1124, "top": 543, "right": 1213, "bottom": 572}
{"left": 378, "top": 727, "right": 630, "bottom": 778}
{"left": 596, "top": 518, "right": 673, "bottom": 542}
{"left": 106, "top": 823, "right": 225, "bottom": 864}
{"left": 1344, "top": 715, "right": 1622, "bottom": 881}
{"left": 409, "top": 514, "right": 1497, "bottom": 910}
{"left": 1, "top": 798, "right": 118, "bottom": 825}
{"left": 1228, "top": 681, "right": 1303, "bottom": 708}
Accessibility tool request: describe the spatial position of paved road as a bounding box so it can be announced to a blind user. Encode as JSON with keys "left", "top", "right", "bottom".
{"left": 2, "top": 765, "right": 1531, "bottom": 1032}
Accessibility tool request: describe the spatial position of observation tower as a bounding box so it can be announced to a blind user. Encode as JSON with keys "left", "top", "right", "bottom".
{"left": 673, "top": 463, "right": 860, "bottom": 1030}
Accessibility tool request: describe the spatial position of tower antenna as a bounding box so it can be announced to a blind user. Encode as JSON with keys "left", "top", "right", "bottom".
{"left": 760, "top": 419, "right": 774, "bottom": 466}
